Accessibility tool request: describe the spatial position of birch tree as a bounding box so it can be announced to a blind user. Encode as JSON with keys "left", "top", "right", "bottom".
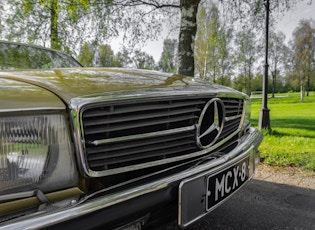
{"left": 195, "top": 6, "right": 214, "bottom": 81}
{"left": 292, "top": 19, "right": 315, "bottom": 102}
{"left": 195, "top": 4, "right": 232, "bottom": 84}
{"left": 234, "top": 30, "right": 258, "bottom": 95}
{"left": 177, "top": 0, "right": 200, "bottom": 76}
{"left": 93, "top": 0, "right": 199, "bottom": 76}
{"left": 268, "top": 31, "right": 288, "bottom": 97}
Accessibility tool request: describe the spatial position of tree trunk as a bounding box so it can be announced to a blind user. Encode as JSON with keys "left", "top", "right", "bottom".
{"left": 300, "top": 80, "right": 305, "bottom": 103}
{"left": 202, "top": 56, "right": 207, "bottom": 80}
{"left": 177, "top": 0, "right": 200, "bottom": 77}
{"left": 50, "top": 0, "right": 60, "bottom": 50}
{"left": 306, "top": 74, "right": 310, "bottom": 96}
{"left": 271, "top": 71, "right": 276, "bottom": 98}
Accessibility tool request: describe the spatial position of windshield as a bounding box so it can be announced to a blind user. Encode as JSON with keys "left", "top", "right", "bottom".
{"left": 0, "top": 41, "right": 82, "bottom": 70}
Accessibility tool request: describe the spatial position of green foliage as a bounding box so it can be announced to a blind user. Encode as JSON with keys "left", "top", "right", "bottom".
{"left": 195, "top": 4, "right": 232, "bottom": 86}
{"left": 112, "top": 52, "right": 124, "bottom": 67}
{"left": 251, "top": 92, "right": 315, "bottom": 171}
{"left": 77, "top": 42, "right": 135, "bottom": 68}
{"left": 195, "top": 7, "right": 210, "bottom": 80}
{"left": 268, "top": 31, "right": 290, "bottom": 97}
{"left": 99, "top": 44, "right": 114, "bottom": 67}
{"left": 78, "top": 43, "right": 95, "bottom": 67}
{"left": 66, "top": 0, "right": 90, "bottom": 21}
{"left": 2, "top": 0, "right": 112, "bottom": 54}
{"left": 22, "top": 0, "right": 32, "bottom": 14}
{"left": 115, "top": 48, "right": 132, "bottom": 67}
{"left": 158, "top": 39, "right": 177, "bottom": 73}
{"left": 233, "top": 29, "right": 257, "bottom": 95}
{"left": 132, "top": 50, "right": 155, "bottom": 70}
{"left": 291, "top": 19, "right": 315, "bottom": 102}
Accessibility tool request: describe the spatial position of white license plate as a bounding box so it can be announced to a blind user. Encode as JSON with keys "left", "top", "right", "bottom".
{"left": 179, "top": 156, "right": 250, "bottom": 227}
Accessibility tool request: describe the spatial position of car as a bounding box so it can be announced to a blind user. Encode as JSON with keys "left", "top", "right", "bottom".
{"left": 0, "top": 41, "right": 262, "bottom": 230}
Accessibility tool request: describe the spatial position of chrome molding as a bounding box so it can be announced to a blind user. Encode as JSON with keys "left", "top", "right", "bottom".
{"left": 0, "top": 107, "right": 65, "bottom": 113}
{"left": 225, "top": 114, "right": 242, "bottom": 122}
{"left": 87, "top": 125, "right": 196, "bottom": 146}
{"left": 88, "top": 129, "right": 241, "bottom": 177}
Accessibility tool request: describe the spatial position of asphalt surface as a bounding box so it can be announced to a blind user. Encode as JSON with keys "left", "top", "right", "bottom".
{"left": 185, "top": 179, "right": 315, "bottom": 230}
{"left": 157, "top": 165, "right": 315, "bottom": 230}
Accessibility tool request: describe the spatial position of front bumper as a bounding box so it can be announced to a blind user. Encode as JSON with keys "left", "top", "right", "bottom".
{"left": 0, "top": 127, "right": 262, "bottom": 230}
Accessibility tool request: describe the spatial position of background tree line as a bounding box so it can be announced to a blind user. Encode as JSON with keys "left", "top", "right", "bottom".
{"left": 193, "top": 2, "right": 315, "bottom": 100}
{"left": 0, "top": 0, "right": 314, "bottom": 100}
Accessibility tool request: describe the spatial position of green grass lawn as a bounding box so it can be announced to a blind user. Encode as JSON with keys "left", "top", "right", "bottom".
{"left": 250, "top": 92, "right": 315, "bottom": 171}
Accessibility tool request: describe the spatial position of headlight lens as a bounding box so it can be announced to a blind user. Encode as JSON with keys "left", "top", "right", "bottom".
{"left": 0, "top": 114, "right": 78, "bottom": 195}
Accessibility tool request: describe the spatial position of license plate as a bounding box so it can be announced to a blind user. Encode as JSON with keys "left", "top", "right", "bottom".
{"left": 206, "top": 157, "right": 249, "bottom": 210}
{"left": 179, "top": 156, "right": 250, "bottom": 227}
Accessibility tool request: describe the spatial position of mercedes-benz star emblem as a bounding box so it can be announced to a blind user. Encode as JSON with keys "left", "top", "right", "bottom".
{"left": 196, "top": 98, "right": 225, "bottom": 149}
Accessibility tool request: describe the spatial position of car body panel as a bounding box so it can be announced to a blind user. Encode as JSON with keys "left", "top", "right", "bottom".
{"left": 0, "top": 78, "right": 65, "bottom": 111}
{"left": 0, "top": 68, "right": 245, "bottom": 105}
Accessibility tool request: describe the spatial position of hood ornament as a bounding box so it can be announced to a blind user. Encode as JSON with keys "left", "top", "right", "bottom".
{"left": 196, "top": 98, "right": 225, "bottom": 149}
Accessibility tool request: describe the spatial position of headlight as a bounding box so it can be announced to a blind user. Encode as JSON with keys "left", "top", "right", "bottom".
{"left": 0, "top": 114, "right": 78, "bottom": 195}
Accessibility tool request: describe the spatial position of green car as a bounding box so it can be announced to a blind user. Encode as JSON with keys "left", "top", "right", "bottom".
{"left": 0, "top": 41, "right": 262, "bottom": 230}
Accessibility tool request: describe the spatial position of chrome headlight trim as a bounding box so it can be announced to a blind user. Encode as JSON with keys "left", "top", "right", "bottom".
{"left": 241, "top": 98, "right": 251, "bottom": 129}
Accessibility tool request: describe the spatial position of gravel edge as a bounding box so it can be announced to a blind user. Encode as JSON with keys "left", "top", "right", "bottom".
{"left": 254, "top": 164, "right": 315, "bottom": 190}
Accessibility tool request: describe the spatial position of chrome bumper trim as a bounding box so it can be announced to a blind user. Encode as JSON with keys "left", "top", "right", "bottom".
{"left": 0, "top": 127, "right": 262, "bottom": 230}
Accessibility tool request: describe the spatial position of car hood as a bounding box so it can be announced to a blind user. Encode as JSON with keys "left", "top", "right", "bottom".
{"left": 0, "top": 78, "right": 66, "bottom": 111}
{"left": 0, "top": 67, "right": 245, "bottom": 108}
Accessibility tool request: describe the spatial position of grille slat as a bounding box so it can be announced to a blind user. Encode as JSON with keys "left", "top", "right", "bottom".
{"left": 86, "top": 132, "right": 194, "bottom": 154}
{"left": 89, "top": 145, "right": 197, "bottom": 167}
{"left": 87, "top": 138, "right": 195, "bottom": 161}
{"left": 226, "top": 109, "right": 243, "bottom": 115}
{"left": 84, "top": 107, "right": 201, "bottom": 126}
{"left": 83, "top": 100, "right": 206, "bottom": 118}
{"left": 221, "top": 121, "right": 241, "bottom": 138}
{"left": 84, "top": 114, "right": 199, "bottom": 135}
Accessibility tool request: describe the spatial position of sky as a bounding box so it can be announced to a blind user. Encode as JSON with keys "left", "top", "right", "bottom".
{"left": 110, "top": 1, "right": 315, "bottom": 62}
{"left": 275, "top": 1, "right": 315, "bottom": 43}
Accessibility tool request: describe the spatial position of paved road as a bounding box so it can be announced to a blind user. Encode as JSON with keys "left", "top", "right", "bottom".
{"left": 158, "top": 179, "right": 315, "bottom": 230}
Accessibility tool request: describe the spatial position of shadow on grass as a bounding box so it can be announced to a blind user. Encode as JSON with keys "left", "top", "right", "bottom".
{"left": 251, "top": 118, "right": 315, "bottom": 138}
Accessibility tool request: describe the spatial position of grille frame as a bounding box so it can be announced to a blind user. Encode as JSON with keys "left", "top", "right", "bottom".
{"left": 72, "top": 93, "right": 246, "bottom": 178}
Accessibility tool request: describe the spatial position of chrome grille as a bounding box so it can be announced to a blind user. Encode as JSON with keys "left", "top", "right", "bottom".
{"left": 79, "top": 96, "right": 244, "bottom": 176}
{"left": 220, "top": 98, "right": 244, "bottom": 141}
